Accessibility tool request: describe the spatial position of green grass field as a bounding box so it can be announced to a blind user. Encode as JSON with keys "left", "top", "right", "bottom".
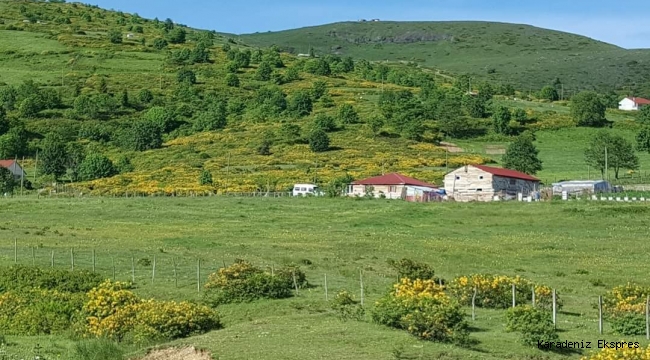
{"left": 1, "top": 196, "right": 650, "bottom": 359}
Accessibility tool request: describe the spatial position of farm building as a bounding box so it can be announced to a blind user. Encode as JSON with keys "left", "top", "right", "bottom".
{"left": 347, "top": 173, "right": 443, "bottom": 202}
{"left": 0, "top": 160, "right": 26, "bottom": 180}
{"left": 444, "top": 165, "right": 540, "bottom": 202}
{"left": 619, "top": 97, "right": 650, "bottom": 111}
{"left": 552, "top": 180, "right": 611, "bottom": 195}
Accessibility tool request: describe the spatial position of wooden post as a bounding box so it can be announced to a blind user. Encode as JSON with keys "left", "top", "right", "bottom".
{"left": 31, "top": 247, "right": 35, "bottom": 266}
{"left": 271, "top": 265, "right": 274, "bottom": 277}
{"left": 112, "top": 257, "right": 116, "bottom": 280}
{"left": 646, "top": 295, "right": 649, "bottom": 340}
{"left": 292, "top": 271, "right": 299, "bottom": 293}
{"left": 324, "top": 274, "right": 328, "bottom": 301}
{"left": 532, "top": 286, "right": 536, "bottom": 307}
{"left": 51, "top": 250, "right": 54, "bottom": 268}
{"left": 512, "top": 284, "right": 516, "bottom": 308}
{"left": 359, "top": 270, "right": 364, "bottom": 306}
{"left": 552, "top": 289, "right": 557, "bottom": 329}
{"left": 438, "top": 278, "right": 443, "bottom": 287}
{"left": 71, "top": 248, "right": 74, "bottom": 271}
{"left": 472, "top": 287, "right": 477, "bottom": 321}
{"left": 14, "top": 238, "right": 17, "bottom": 264}
{"left": 151, "top": 255, "right": 156, "bottom": 284}
{"left": 173, "top": 257, "right": 178, "bottom": 288}
{"left": 197, "top": 259, "right": 201, "bottom": 293}
{"left": 598, "top": 295, "right": 603, "bottom": 335}
{"left": 645, "top": 295, "right": 650, "bottom": 340}
{"left": 92, "top": 249, "right": 96, "bottom": 273}
{"left": 131, "top": 257, "right": 135, "bottom": 283}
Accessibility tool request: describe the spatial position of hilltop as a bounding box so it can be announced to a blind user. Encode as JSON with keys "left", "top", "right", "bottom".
{"left": 241, "top": 21, "right": 650, "bottom": 93}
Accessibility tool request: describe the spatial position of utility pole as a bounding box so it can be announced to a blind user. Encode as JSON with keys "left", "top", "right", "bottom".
{"left": 33, "top": 150, "right": 38, "bottom": 183}
{"left": 561, "top": 84, "right": 564, "bottom": 101}
{"left": 605, "top": 146, "right": 608, "bottom": 181}
{"left": 226, "top": 152, "right": 231, "bottom": 194}
{"left": 20, "top": 156, "right": 24, "bottom": 196}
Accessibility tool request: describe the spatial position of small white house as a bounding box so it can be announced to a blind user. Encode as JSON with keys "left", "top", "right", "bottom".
{"left": 292, "top": 184, "right": 322, "bottom": 197}
{"left": 619, "top": 97, "right": 650, "bottom": 111}
{"left": 126, "top": 33, "right": 135, "bottom": 39}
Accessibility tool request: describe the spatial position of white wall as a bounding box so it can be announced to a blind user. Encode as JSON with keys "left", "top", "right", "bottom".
{"left": 619, "top": 98, "right": 639, "bottom": 111}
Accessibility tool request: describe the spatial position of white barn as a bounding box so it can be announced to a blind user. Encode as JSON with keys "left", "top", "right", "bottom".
{"left": 619, "top": 97, "right": 650, "bottom": 111}
{"left": 444, "top": 165, "right": 540, "bottom": 202}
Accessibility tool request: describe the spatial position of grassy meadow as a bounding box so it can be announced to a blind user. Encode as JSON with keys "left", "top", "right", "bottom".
{"left": 1, "top": 196, "right": 650, "bottom": 359}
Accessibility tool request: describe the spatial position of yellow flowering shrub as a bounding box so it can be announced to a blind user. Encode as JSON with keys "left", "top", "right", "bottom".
{"left": 84, "top": 280, "right": 221, "bottom": 343}
{"left": 449, "top": 274, "right": 560, "bottom": 310}
{"left": 371, "top": 278, "right": 469, "bottom": 345}
{"left": 582, "top": 343, "right": 649, "bottom": 360}
{"left": 603, "top": 284, "right": 650, "bottom": 335}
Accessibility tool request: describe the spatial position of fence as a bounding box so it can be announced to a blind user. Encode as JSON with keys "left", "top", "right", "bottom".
{"left": 3, "top": 239, "right": 647, "bottom": 338}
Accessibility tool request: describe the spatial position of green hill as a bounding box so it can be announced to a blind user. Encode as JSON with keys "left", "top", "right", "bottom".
{"left": 241, "top": 21, "right": 650, "bottom": 93}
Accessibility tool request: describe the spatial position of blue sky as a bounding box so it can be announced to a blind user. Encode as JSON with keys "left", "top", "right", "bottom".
{"left": 87, "top": 0, "right": 650, "bottom": 49}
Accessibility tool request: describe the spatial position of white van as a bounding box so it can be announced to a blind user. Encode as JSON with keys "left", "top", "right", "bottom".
{"left": 292, "top": 184, "right": 322, "bottom": 197}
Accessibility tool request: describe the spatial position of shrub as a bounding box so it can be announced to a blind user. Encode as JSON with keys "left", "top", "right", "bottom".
{"left": 331, "top": 290, "right": 365, "bottom": 321}
{"left": 78, "top": 153, "right": 117, "bottom": 181}
{"left": 603, "top": 283, "right": 650, "bottom": 335}
{"left": 312, "top": 114, "right": 336, "bottom": 132}
{"left": 308, "top": 129, "right": 330, "bottom": 152}
{"left": 449, "top": 274, "right": 560, "bottom": 310}
{"left": 505, "top": 305, "right": 559, "bottom": 347}
{"left": 338, "top": 103, "right": 359, "bottom": 124}
{"left": 203, "top": 260, "right": 303, "bottom": 305}
{"left": 0, "top": 265, "right": 103, "bottom": 293}
{"left": 371, "top": 278, "right": 469, "bottom": 345}
{"left": 198, "top": 169, "right": 213, "bottom": 185}
{"left": 71, "top": 338, "right": 124, "bottom": 360}
{"left": 118, "top": 121, "right": 162, "bottom": 151}
{"left": 582, "top": 343, "right": 649, "bottom": 360}
{"left": 388, "top": 258, "right": 439, "bottom": 282}
{"left": 84, "top": 281, "right": 220, "bottom": 343}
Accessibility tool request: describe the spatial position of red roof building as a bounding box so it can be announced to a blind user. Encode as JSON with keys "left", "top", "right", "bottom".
{"left": 619, "top": 97, "right": 650, "bottom": 111}
{"left": 444, "top": 165, "right": 540, "bottom": 202}
{"left": 348, "top": 173, "right": 440, "bottom": 201}
{"left": 472, "top": 165, "right": 540, "bottom": 182}
{"left": 629, "top": 97, "right": 650, "bottom": 106}
{"left": 0, "top": 160, "right": 25, "bottom": 180}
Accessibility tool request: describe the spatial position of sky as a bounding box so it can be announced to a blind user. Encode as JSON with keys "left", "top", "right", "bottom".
{"left": 87, "top": 0, "right": 650, "bottom": 49}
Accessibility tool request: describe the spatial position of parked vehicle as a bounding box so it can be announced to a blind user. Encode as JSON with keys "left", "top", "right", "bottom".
{"left": 292, "top": 184, "right": 323, "bottom": 197}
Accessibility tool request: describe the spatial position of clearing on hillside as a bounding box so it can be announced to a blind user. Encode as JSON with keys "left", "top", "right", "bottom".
{"left": 139, "top": 347, "right": 211, "bottom": 360}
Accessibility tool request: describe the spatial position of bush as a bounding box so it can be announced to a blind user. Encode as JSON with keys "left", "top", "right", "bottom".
{"left": 84, "top": 281, "right": 220, "bottom": 344}
{"left": 338, "top": 103, "right": 359, "bottom": 124}
{"left": 312, "top": 113, "right": 336, "bottom": 132}
{"left": 603, "top": 283, "right": 650, "bottom": 335}
{"left": 78, "top": 153, "right": 117, "bottom": 181}
{"left": 71, "top": 338, "right": 124, "bottom": 360}
{"left": 505, "top": 305, "right": 559, "bottom": 347}
{"left": 331, "top": 290, "right": 365, "bottom": 321}
{"left": 0, "top": 265, "right": 103, "bottom": 293}
{"left": 203, "top": 260, "right": 303, "bottom": 305}
{"left": 308, "top": 129, "right": 330, "bottom": 152}
{"left": 388, "top": 258, "right": 440, "bottom": 282}
{"left": 199, "top": 169, "right": 213, "bottom": 185}
{"left": 118, "top": 121, "right": 163, "bottom": 151}
{"left": 371, "top": 278, "right": 469, "bottom": 345}
{"left": 611, "top": 313, "right": 646, "bottom": 336}
{"left": 582, "top": 344, "right": 650, "bottom": 360}
{"left": 449, "top": 274, "right": 559, "bottom": 310}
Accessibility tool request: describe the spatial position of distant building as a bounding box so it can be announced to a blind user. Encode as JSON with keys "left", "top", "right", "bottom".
{"left": 297, "top": 53, "right": 310, "bottom": 57}
{"left": 371, "top": 19, "right": 380, "bottom": 22}
{"left": 444, "top": 165, "right": 540, "bottom": 202}
{"left": 619, "top": 97, "right": 650, "bottom": 111}
{"left": 0, "top": 160, "right": 26, "bottom": 181}
{"left": 552, "top": 180, "right": 611, "bottom": 195}
{"left": 126, "top": 33, "right": 135, "bottom": 39}
{"left": 359, "top": 19, "right": 367, "bottom": 22}
{"left": 347, "top": 173, "right": 442, "bottom": 202}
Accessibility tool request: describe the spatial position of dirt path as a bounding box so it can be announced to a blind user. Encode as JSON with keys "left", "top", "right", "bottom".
{"left": 439, "top": 142, "right": 464, "bottom": 153}
{"left": 138, "top": 347, "right": 212, "bottom": 360}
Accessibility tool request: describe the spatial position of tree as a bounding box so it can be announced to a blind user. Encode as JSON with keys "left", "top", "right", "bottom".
{"left": 309, "top": 129, "right": 330, "bottom": 152}
{"left": 311, "top": 80, "right": 328, "bottom": 100}
{"left": 638, "top": 106, "right": 650, "bottom": 124}
{"left": 312, "top": 114, "right": 336, "bottom": 132}
{"left": 502, "top": 132, "right": 543, "bottom": 175}
{"left": 78, "top": 153, "right": 116, "bottom": 181}
{"left": 492, "top": 106, "right": 512, "bottom": 135}
{"left": 144, "top": 106, "right": 175, "bottom": 132}
{"left": 278, "top": 123, "right": 301, "bottom": 145}
{"left": 0, "top": 108, "right": 9, "bottom": 136}
{"left": 153, "top": 38, "right": 168, "bottom": 50}
{"left": 585, "top": 131, "right": 638, "bottom": 179}
{"left": 120, "top": 89, "right": 129, "bottom": 108}
{"left": 338, "top": 104, "right": 359, "bottom": 124}
{"left": 18, "top": 96, "right": 42, "bottom": 118}
{"left": 0, "top": 126, "right": 28, "bottom": 159}
{"left": 257, "top": 140, "right": 272, "bottom": 156}
{"left": 226, "top": 73, "right": 240, "bottom": 87}
{"left": 0, "top": 167, "right": 15, "bottom": 194}
{"left": 325, "top": 174, "right": 354, "bottom": 197}
{"left": 367, "top": 116, "right": 384, "bottom": 138}
{"left": 539, "top": 86, "right": 559, "bottom": 101}
{"left": 636, "top": 127, "right": 650, "bottom": 153}
{"left": 571, "top": 91, "right": 607, "bottom": 127}
{"left": 167, "top": 28, "right": 186, "bottom": 44}
{"left": 65, "top": 142, "right": 86, "bottom": 182}
{"left": 513, "top": 108, "right": 528, "bottom": 125}
{"left": 189, "top": 42, "right": 210, "bottom": 64}
{"left": 193, "top": 108, "right": 227, "bottom": 131}
{"left": 138, "top": 89, "right": 153, "bottom": 104}
{"left": 73, "top": 95, "right": 100, "bottom": 118}
{"left": 464, "top": 95, "right": 488, "bottom": 118}
{"left": 284, "top": 67, "right": 300, "bottom": 82}
{"left": 255, "top": 62, "right": 272, "bottom": 81}
{"left": 120, "top": 120, "right": 163, "bottom": 151}
{"left": 40, "top": 133, "right": 68, "bottom": 177}
{"left": 177, "top": 69, "right": 196, "bottom": 84}
{"left": 198, "top": 169, "right": 213, "bottom": 185}
{"left": 234, "top": 51, "right": 251, "bottom": 68}
{"left": 108, "top": 30, "right": 122, "bottom": 44}
{"left": 115, "top": 155, "right": 134, "bottom": 174}
{"left": 288, "top": 91, "right": 313, "bottom": 117}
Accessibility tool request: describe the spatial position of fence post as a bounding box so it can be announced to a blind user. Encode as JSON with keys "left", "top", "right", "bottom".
{"left": 112, "top": 257, "right": 116, "bottom": 280}
{"left": 173, "top": 258, "right": 178, "bottom": 288}
{"left": 51, "top": 250, "right": 54, "bottom": 268}
{"left": 71, "top": 248, "right": 74, "bottom": 271}
{"left": 360, "top": 270, "right": 364, "bottom": 306}
{"left": 151, "top": 255, "right": 156, "bottom": 284}
{"left": 552, "top": 289, "right": 557, "bottom": 329}
{"left": 31, "top": 247, "right": 35, "bottom": 266}
{"left": 131, "top": 257, "right": 135, "bottom": 283}
{"left": 197, "top": 259, "right": 201, "bottom": 293}
{"left": 598, "top": 295, "right": 603, "bottom": 335}
{"left": 646, "top": 295, "right": 649, "bottom": 340}
{"left": 92, "top": 249, "right": 96, "bottom": 273}
{"left": 292, "top": 271, "right": 299, "bottom": 293}
{"left": 324, "top": 274, "right": 328, "bottom": 301}
{"left": 14, "top": 238, "right": 17, "bottom": 264}
{"left": 472, "top": 287, "right": 477, "bottom": 321}
{"left": 532, "top": 286, "right": 535, "bottom": 307}
{"left": 512, "top": 284, "right": 516, "bottom": 308}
